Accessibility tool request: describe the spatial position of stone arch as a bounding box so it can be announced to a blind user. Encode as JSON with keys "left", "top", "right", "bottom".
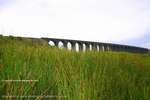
{"left": 58, "top": 41, "right": 64, "bottom": 49}
{"left": 75, "top": 42, "right": 79, "bottom": 52}
{"left": 89, "top": 44, "right": 92, "bottom": 51}
{"left": 97, "top": 45, "right": 100, "bottom": 51}
{"left": 67, "top": 42, "right": 72, "bottom": 50}
{"left": 48, "top": 40, "right": 55, "bottom": 46}
{"left": 83, "top": 43, "right": 86, "bottom": 52}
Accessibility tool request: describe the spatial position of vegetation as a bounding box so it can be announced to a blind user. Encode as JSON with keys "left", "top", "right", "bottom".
{"left": 0, "top": 36, "right": 150, "bottom": 100}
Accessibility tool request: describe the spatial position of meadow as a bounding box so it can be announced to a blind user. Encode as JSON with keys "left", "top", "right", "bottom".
{"left": 0, "top": 36, "right": 150, "bottom": 100}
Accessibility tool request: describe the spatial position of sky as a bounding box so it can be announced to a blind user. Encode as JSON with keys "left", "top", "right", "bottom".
{"left": 0, "top": 0, "right": 150, "bottom": 48}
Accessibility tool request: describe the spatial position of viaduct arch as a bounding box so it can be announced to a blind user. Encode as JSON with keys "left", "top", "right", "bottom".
{"left": 42, "top": 37, "right": 150, "bottom": 53}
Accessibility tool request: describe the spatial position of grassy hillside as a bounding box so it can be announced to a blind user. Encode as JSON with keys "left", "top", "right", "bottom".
{"left": 0, "top": 36, "right": 150, "bottom": 100}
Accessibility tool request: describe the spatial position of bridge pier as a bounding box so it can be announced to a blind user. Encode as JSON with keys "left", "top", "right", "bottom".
{"left": 53, "top": 40, "right": 59, "bottom": 47}
{"left": 85, "top": 43, "right": 90, "bottom": 51}
{"left": 70, "top": 42, "right": 76, "bottom": 51}
{"left": 108, "top": 45, "right": 113, "bottom": 51}
{"left": 99, "top": 44, "right": 103, "bottom": 51}
{"left": 62, "top": 41, "right": 68, "bottom": 49}
{"left": 78, "top": 42, "right": 83, "bottom": 51}
{"left": 103, "top": 45, "right": 106, "bottom": 51}
{"left": 97, "top": 45, "right": 100, "bottom": 51}
{"left": 91, "top": 43, "right": 97, "bottom": 51}
{"left": 106, "top": 45, "right": 110, "bottom": 51}
{"left": 111, "top": 45, "right": 116, "bottom": 51}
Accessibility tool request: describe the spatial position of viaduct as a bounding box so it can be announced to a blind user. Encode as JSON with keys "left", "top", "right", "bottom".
{"left": 41, "top": 37, "right": 150, "bottom": 53}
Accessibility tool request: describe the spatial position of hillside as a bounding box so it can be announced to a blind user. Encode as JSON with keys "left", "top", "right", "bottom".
{"left": 0, "top": 36, "right": 150, "bottom": 100}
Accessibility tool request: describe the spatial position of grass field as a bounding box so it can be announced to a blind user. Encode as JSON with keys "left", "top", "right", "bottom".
{"left": 0, "top": 36, "right": 150, "bottom": 100}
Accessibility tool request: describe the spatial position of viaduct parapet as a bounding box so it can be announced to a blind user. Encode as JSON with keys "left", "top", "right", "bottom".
{"left": 41, "top": 37, "right": 150, "bottom": 53}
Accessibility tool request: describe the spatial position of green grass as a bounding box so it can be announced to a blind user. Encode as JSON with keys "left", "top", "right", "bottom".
{"left": 0, "top": 36, "right": 150, "bottom": 100}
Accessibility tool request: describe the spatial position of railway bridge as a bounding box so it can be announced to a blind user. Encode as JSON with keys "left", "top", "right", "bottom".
{"left": 42, "top": 37, "right": 150, "bottom": 53}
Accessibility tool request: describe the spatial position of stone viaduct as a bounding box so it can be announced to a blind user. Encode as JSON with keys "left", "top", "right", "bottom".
{"left": 41, "top": 37, "right": 150, "bottom": 53}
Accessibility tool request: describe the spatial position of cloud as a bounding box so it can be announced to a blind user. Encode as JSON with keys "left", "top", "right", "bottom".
{"left": 0, "top": 0, "right": 14, "bottom": 9}
{"left": 142, "top": 42, "right": 150, "bottom": 49}
{"left": 0, "top": 0, "right": 150, "bottom": 43}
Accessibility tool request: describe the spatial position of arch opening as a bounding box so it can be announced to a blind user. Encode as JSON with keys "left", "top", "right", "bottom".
{"left": 83, "top": 43, "right": 86, "bottom": 52}
{"left": 67, "top": 42, "right": 72, "bottom": 50}
{"left": 75, "top": 43, "right": 79, "bottom": 52}
{"left": 58, "top": 41, "right": 64, "bottom": 49}
{"left": 48, "top": 41, "right": 55, "bottom": 46}
{"left": 89, "top": 44, "right": 92, "bottom": 51}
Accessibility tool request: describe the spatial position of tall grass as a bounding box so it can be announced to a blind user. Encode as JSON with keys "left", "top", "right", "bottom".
{"left": 0, "top": 36, "right": 150, "bottom": 100}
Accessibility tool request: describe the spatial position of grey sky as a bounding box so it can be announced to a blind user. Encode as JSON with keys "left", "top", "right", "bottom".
{"left": 0, "top": 0, "right": 150, "bottom": 48}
